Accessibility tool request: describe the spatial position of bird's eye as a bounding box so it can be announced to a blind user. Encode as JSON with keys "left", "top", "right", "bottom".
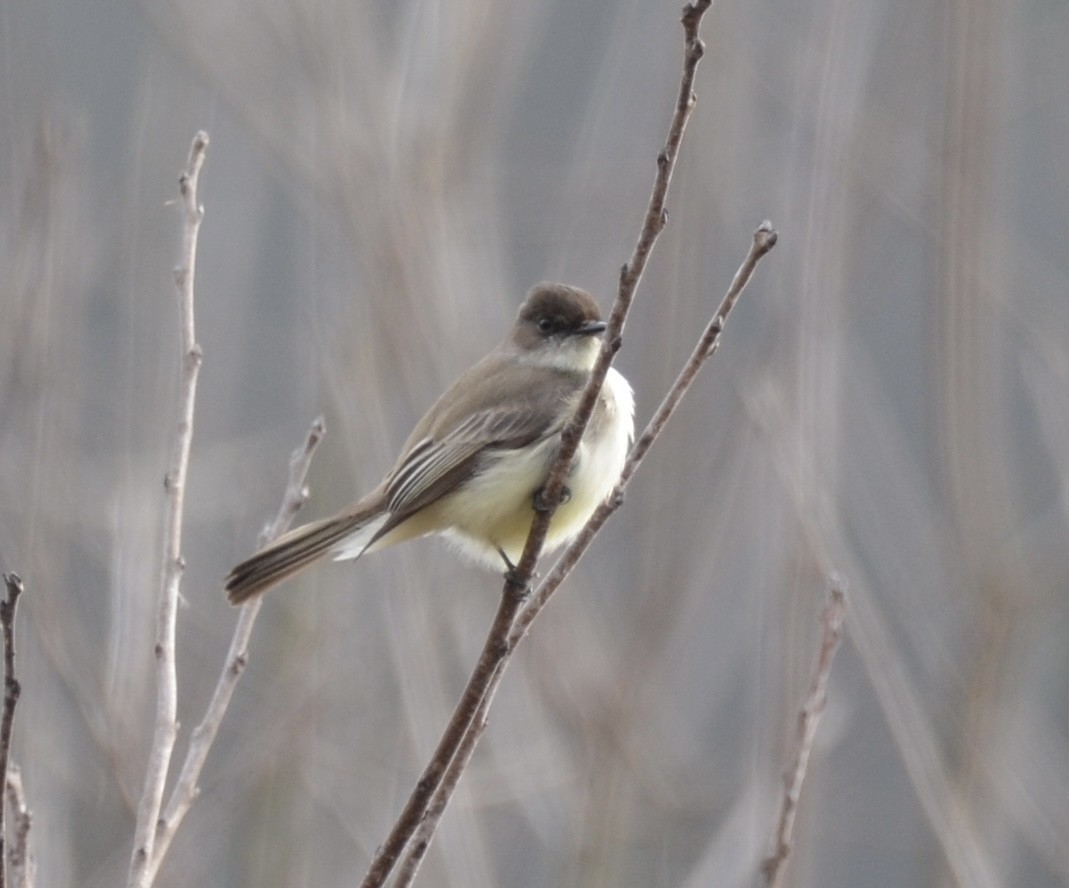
{"left": 538, "top": 317, "right": 558, "bottom": 334}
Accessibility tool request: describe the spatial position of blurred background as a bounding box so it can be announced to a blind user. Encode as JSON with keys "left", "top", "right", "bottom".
{"left": 2, "top": 0, "right": 1068, "bottom": 885}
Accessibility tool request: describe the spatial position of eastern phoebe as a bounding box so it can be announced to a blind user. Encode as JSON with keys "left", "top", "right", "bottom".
{"left": 226, "top": 283, "right": 634, "bottom": 604}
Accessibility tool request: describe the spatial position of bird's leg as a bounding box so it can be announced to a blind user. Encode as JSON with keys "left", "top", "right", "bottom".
{"left": 497, "top": 547, "right": 516, "bottom": 573}
{"left": 498, "top": 547, "right": 532, "bottom": 598}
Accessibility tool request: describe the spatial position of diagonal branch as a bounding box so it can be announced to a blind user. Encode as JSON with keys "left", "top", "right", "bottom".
{"left": 357, "top": 5, "right": 718, "bottom": 885}
{"left": 387, "top": 219, "right": 776, "bottom": 888}
{"left": 127, "top": 130, "right": 208, "bottom": 888}
{"left": 514, "top": 0, "right": 716, "bottom": 593}
{"left": 513, "top": 221, "right": 778, "bottom": 643}
{"left": 392, "top": 663, "right": 499, "bottom": 888}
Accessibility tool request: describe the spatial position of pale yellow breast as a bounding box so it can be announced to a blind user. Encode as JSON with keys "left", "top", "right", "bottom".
{"left": 444, "top": 366, "right": 634, "bottom": 566}
{"left": 363, "top": 366, "right": 634, "bottom": 569}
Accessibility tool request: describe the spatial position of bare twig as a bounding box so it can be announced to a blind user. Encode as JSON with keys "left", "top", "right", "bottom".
{"left": 760, "top": 579, "right": 848, "bottom": 888}
{"left": 127, "top": 130, "right": 208, "bottom": 888}
{"left": 5, "top": 766, "right": 34, "bottom": 888}
{"left": 249, "top": 419, "right": 327, "bottom": 549}
{"left": 375, "top": 217, "right": 776, "bottom": 882}
{"left": 359, "top": 589, "right": 524, "bottom": 888}
{"left": 746, "top": 388, "right": 1003, "bottom": 887}
{"left": 392, "top": 666, "right": 499, "bottom": 888}
{"left": 368, "top": 217, "right": 775, "bottom": 888}
{"left": 357, "top": 7, "right": 741, "bottom": 883}
{"left": 142, "top": 418, "right": 325, "bottom": 885}
{"left": 513, "top": 221, "right": 778, "bottom": 643}
{"left": 412, "top": 221, "right": 777, "bottom": 877}
{"left": 0, "top": 573, "right": 25, "bottom": 888}
{"left": 358, "top": 5, "right": 719, "bottom": 885}
{"left": 512, "top": 0, "right": 716, "bottom": 594}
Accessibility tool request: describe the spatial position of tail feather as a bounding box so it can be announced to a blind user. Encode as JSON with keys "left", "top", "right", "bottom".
{"left": 226, "top": 512, "right": 380, "bottom": 604}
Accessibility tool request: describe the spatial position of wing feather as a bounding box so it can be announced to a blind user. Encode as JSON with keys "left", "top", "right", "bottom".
{"left": 364, "top": 355, "right": 587, "bottom": 547}
{"left": 384, "top": 403, "right": 564, "bottom": 515}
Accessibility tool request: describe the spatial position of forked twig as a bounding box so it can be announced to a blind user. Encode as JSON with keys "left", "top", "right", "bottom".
{"left": 395, "top": 222, "right": 776, "bottom": 888}
{"left": 122, "top": 135, "right": 326, "bottom": 888}
{"left": 512, "top": 0, "right": 716, "bottom": 596}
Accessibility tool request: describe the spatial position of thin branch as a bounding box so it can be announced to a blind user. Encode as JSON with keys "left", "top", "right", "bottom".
{"left": 760, "top": 579, "right": 848, "bottom": 888}
{"left": 512, "top": 0, "right": 716, "bottom": 593}
{"left": 375, "top": 217, "right": 776, "bottom": 882}
{"left": 5, "top": 766, "right": 33, "bottom": 888}
{"left": 127, "top": 130, "right": 208, "bottom": 888}
{"left": 392, "top": 665, "right": 500, "bottom": 888}
{"left": 357, "top": 5, "right": 718, "bottom": 885}
{"left": 250, "top": 419, "right": 328, "bottom": 549}
{"left": 0, "top": 573, "right": 25, "bottom": 888}
{"left": 441, "top": 221, "right": 775, "bottom": 878}
{"left": 513, "top": 221, "right": 777, "bottom": 643}
{"left": 359, "top": 589, "right": 524, "bottom": 888}
{"left": 143, "top": 418, "right": 325, "bottom": 885}
{"left": 371, "top": 219, "right": 776, "bottom": 888}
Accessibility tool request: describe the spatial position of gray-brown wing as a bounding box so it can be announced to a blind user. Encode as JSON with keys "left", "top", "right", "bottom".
{"left": 367, "top": 351, "right": 587, "bottom": 546}
{"left": 383, "top": 402, "right": 565, "bottom": 518}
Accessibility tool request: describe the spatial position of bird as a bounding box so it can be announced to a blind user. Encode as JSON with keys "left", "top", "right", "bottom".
{"left": 225, "top": 282, "right": 634, "bottom": 604}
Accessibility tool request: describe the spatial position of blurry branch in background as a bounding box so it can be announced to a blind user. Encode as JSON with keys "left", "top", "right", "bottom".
{"left": 142, "top": 418, "right": 325, "bottom": 885}
{"left": 4, "top": 767, "right": 33, "bottom": 888}
{"left": 746, "top": 377, "right": 1002, "bottom": 884}
{"left": 0, "top": 574, "right": 27, "bottom": 888}
{"left": 358, "top": 3, "right": 727, "bottom": 885}
{"left": 760, "top": 580, "right": 848, "bottom": 888}
{"left": 127, "top": 131, "right": 208, "bottom": 888}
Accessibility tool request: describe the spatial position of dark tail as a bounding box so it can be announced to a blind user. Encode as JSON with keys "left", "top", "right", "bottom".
{"left": 225, "top": 512, "right": 371, "bottom": 604}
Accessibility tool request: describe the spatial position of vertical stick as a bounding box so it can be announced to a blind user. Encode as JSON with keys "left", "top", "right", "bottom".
{"left": 0, "top": 573, "right": 26, "bottom": 888}
{"left": 127, "top": 131, "right": 209, "bottom": 888}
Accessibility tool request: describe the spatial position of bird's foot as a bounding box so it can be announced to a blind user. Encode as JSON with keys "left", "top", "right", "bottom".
{"left": 533, "top": 485, "right": 571, "bottom": 513}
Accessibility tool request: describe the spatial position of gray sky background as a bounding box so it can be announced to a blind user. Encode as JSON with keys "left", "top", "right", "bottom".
{"left": 2, "top": 1, "right": 1068, "bottom": 886}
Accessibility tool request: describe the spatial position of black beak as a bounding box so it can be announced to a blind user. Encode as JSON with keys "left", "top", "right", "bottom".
{"left": 574, "top": 319, "right": 607, "bottom": 336}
